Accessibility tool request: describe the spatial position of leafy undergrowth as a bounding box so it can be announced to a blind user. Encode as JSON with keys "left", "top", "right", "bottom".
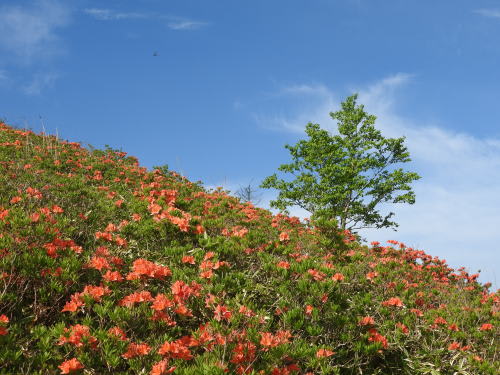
{"left": 0, "top": 121, "right": 498, "bottom": 375}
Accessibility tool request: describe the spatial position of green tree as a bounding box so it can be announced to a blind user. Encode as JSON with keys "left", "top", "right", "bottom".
{"left": 261, "top": 94, "right": 420, "bottom": 231}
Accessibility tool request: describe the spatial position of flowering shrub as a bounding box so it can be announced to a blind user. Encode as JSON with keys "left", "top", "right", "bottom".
{"left": 0, "top": 122, "right": 498, "bottom": 374}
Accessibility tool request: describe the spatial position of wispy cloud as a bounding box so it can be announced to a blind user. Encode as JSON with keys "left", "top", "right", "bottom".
{"left": 23, "top": 72, "right": 59, "bottom": 95}
{"left": 252, "top": 83, "right": 338, "bottom": 133}
{"left": 0, "top": 0, "right": 71, "bottom": 64}
{"left": 474, "top": 8, "right": 500, "bottom": 19}
{"left": 84, "top": 8, "right": 208, "bottom": 31}
{"left": 83, "top": 8, "right": 149, "bottom": 21}
{"left": 256, "top": 75, "right": 500, "bottom": 286}
{"left": 167, "top": 20, "right": 208, "bottom": 31}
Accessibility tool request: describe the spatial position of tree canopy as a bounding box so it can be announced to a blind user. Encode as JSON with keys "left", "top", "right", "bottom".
{"left": 261, "top": 94, "right": 421, "bottom": 231}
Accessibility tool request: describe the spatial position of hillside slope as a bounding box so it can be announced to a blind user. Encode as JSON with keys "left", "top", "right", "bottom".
{"left": 0, "top": 122, "right": 498, "bottom": 374}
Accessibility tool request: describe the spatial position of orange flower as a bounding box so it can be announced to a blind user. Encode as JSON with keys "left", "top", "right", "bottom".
{"left": 366, "top": 271, "right": 379, "bottom": 281}
{"left": 239, "top": 305, "right": 255, "bottom": 317}
{"left": 410, "top": 308, "right": 423, "bottom": 317}
{"left": 151, "top": 359, "right": 176, "bottom": 375}
{"left": 214, "top": 304, "right": 232, "bottom": 321}
{"left": 108, "top": 326, "right": 127, "bottom": 341}
{"left": 10, "top": 196, "right": 22, "bottom": 204}
{"left": 259, "top": 332, "right": 274, "bottom": 347}
{"left": 122, "top": 343, "right": 151, "bottom": 359}
{"left": 104, "top": 223, "right": 117, "bottom": 232}
{"left": 119, "top": 291, "right": 153, "bottom": 307}
{"left": 58, "top": 358, "right": 84, "bottom": 374}
{"left": 358, "top": 316, "right": 375, "bottom": 326}
{"left": 61, "top": 293, "right": 85, "bottom": 313}
{"left": 83, "top": 285, "right": 111, "bottom": 302}
{"left": 95, "top": 231, "right": 113, "bottom": 241}
{"left": 433, "top": 317, "right": 447, "bottom": 325}
{"left": 479, "top": 323, "right": 493, "bottom": 331}
{"left": 102, "top": 270, "right": 123, "bottom": 282}
{"left": 169, "top": 216, "right": 189, "bottom": 232}
{"left": 448, "top": 341, "right": 461, "bottom": 350}
{"left": 332, "top": 273, "right": 344, "bottom": 282}
{"left": 395, "top": 322, "right": 409, "bottom": 334}
{"left": 0, "top": 315, "right": 8, "bottom": 336}
{"left": 158, "top": 340, "right": 193, "bottom": 360}
{"left": 308, "top": 269, "right": 326, "bottom": 281}
{"left": 171, "top": 280, "right": 198, "bottom": 302}
{"left": 151, "top": 311, "right": 177, "bottom": 326}
{"left": 0, "top": 208, "right": 9, "bottom": 220}
{"left": 182, "top": 255, "right": 195, "bottom": 264}
{"left": 305, "top": 305, "right": 314, "bottom": 316}
{"left": 114, "top": 235, "right": 127, "bottom": 247}
{"left": 279, "top": 232, "right": 290, "bottom": 242}
{"left": 175, "top": 304, "right": 193, "bottom": 317}
{"left": 316, "top": 348, "right": 335, "bottom": 358}
{"left": 149, "top": 203, "right": 162, "bottom": 214}
{"left": 367, "top": 328, "right": 388, "bottom": 349}
{"left": 128, "top": 259, "right": 171, "bottom": 280}
{"left": 200, "top": 270, "right": 213, "bottom": 279}
{"left": 232, "top": 226, "right": 248, "bottom": 237}
{"left": 381, "top": 297, "right": 403, "bottom": 308}
{"left": 204, "top": 251, "right": 215, "bottom": 260}
{"left": 58, "top": 324, "right": 97, "bottom": 349}
{"left": 52, "top": 205, "right": 64, "bottom": 213}
{"left": 230, "top": 342, "right": 256, "bottom": 364}
{"left": 259, "top": 331, "right": 291, "bottom": 348}
{"left": 152, "top": 294, "right": 174, "bottom": 311}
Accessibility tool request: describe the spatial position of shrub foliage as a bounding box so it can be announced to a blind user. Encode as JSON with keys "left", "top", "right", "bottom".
{"left": 0, "top": 122, "right": 498, "bottom": 374}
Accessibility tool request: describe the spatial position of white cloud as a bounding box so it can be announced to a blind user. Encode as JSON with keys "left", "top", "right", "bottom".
{"left": 0, "top": 0, "right": 70, "bottom": 64}
{"left": 83, "top": 8, "right": 208, "bottom": 31}
{"left": 474, "top": 9, "right": 500, "bottom": 19}
{"left": 257, "top": 75, "right": 500, "bottom": 287}
{"left": 83, "top": 8, "right": 148, "bottom": 21}
{"left": 167, "top": 20, "right": 208, "bottom": 31}
{"left": 23, "top": 72, "right": 59, "bottom": 95}
{"left": 253, "top": 83, "right": 339, "bottom": 133}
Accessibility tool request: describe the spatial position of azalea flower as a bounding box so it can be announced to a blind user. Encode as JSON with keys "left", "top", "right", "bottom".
{"left": 279, "top": 232, "right": 290, "bottom": 242}
{"left": 108, "top": 326, "right": 127, "bottom": 341}
{"left": 214, "top": 304, "right": 232, "bottom": 321}
{"left": 122, "top": 342, "right": 151, "bottom": 359}
{"left": 316, "top": 348, "right": 335, "bottom": 358}
{"left": 151, "top": 359, "right": 176, "bottom": 375}
{"left": 448, "top": 341, "right": 461, "bottom": 350}
{"left": 479, "top": 323, "right": 493, "bottom": 331}
{"left": 102, "top": 270, "right": 123, "bottom": 282}
{"left": 58, "top": 358, "right": 84, "bottom": 374}
{"left": 381, "top": 297, "right": 404, "bottom": 308}
{"left": 332, "top": 273, "right": 344, "bottom": 282}
{"left": 358, "top": 316, "right": 375, "bottom": 326}
{"left": 277, "top": 261, "right": 290, "bottom": 269}
{"left": 305, "top": 305, "right": 314, "bottom": 316}
{"left": 158, "top": 340, "right": 193, "bottom": 360}
{"left": 182, "top": 255, "right": 195, "bottom": 264}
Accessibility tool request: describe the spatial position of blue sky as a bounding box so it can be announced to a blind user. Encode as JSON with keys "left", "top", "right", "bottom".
{"left": 1, "top": 0, "right": 499, "bottom": 288}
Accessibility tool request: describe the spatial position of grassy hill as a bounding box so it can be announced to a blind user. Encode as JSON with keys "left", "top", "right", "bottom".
{"left": 0, "top": 121, "right": 498, "bottom": 374}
